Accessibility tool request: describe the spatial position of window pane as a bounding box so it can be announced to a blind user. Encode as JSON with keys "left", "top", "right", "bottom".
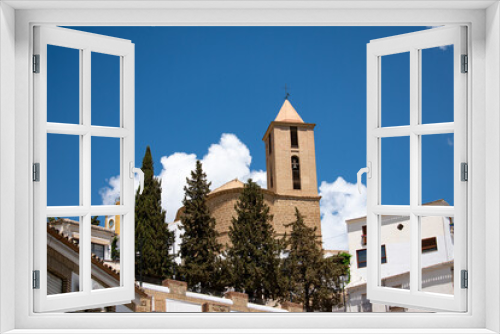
{"left": 47, "top": 45, "right": 80, "bottom": 124}
{"left": 47, "top": 216, "right": 81, "bottom": 294}
{"left": 47, "top": 134, "right": 80, "bottom": 206}
{"left": 92, "top": 137, "right": 121, "bottom": 206}
{"left": 380, "top": 215, "right": 410, "bottom": 290}
{"left": 91, "top": 215, "right": 121, "bottom": 290}
{"left": 381, "top": 52, "right": 410, "bottom": 127}
{"left": 91, "top": 52, "right": 120, "bottom": 127}
{"left": 421, "top": 134, "right": 454, "bottom": 206}
{"left": 421, "top": 45, "right": 454, "bottom": 124}
{"left": 381, "top": 136, "right": 410, "bottom": 205}
{"left": 357, "top": 249, "right": 367, "bottom": 268}
{"left": 420, "top": 216, "right": 454, "bottom": 296}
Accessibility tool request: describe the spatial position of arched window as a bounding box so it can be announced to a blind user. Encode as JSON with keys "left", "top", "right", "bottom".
{"left": 291, "top": 156, "right": 301, "bottom": 190}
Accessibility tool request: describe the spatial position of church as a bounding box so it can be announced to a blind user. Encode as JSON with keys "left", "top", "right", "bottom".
{"left": 172, "top": 98, "right": 323, "bottom": 247}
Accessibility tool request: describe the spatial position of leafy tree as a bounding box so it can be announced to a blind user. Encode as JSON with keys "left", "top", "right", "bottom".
{"left": 135, "top": 146, "right": 175, "bottom": 282}
{"left": 179, "top": 160, "right": 223, "bottom": 292}
{"left": 91, "top": 216, "right": 100, "bottom": 226}
{"left": 111, "top": 236, "right": 120, "bottom": 262}
{"left": 282, "top": 208, "right": 347, "bottom": 311}
{"left": 225, "top": 179, "right": 283, "bottom": 303}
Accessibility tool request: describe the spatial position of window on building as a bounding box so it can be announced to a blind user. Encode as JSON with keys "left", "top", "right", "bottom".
{"left": 291, "top": 156, "right": 301, "bottom": 189}
{"left": 422, "top": 237, "right": 438, "bottom": 253}
{"left": 47, "top": 272, "right": 64, "bottom": 295}
{"left": 357, "top": 245, "right": 387, "bottom": 268}
{"left": 362, "top": 225, "right": 367, "bottom": 245}
{"left": 290, "top": 126, "right": 298, "bottom": 148}
{"left": 381, "top": 245, "right": 387, "bottom": 264}
{"left": 91, "top": 243, "right": 105, "bottom": 259}
{"left": 357, "top": 249, "right": 367, "bottom": 268}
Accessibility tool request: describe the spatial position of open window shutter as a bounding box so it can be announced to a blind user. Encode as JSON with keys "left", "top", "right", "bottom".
{"left": 366, "top": 26, "right": 467, "bottom": 312}
{"left": 33, "top": 26, "right": 136, "bottom": 312}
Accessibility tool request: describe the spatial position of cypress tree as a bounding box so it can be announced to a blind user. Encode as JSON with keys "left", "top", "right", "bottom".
{"left": 226, "top": 179, "right": 282, "bottom": 303}
{"left": 135, "top": 146, "right": 175, "bottom": 283}
{"left": 111, "top": 236, "right": 120, "bottom": 262}
{"left": 282, "top": 208, "right": 346, "bottom": 311}
{"left": 179, "top": 160, "right": 222, "bottom": 292}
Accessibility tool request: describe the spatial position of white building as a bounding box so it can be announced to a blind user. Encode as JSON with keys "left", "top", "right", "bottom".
{"left": 48, "top": 218, "right": 117, "bottom": 262}
{"left": 344, "top": 199, "right": 455, "bottom": 312}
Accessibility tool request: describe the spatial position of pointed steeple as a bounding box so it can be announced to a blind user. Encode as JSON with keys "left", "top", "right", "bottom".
{"left": 274, "top": 99, "right": 304, "bottom": 123}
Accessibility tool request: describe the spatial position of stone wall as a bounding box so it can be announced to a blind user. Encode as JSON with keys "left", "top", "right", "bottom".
{"left": 205, "top": 188, "right": 322, "bottom": 247}
{"left": 140, "top": 279, "right": 301, "bottom": 313}
{"left": 269, "top": 195, "right": 321, "bottom": 238}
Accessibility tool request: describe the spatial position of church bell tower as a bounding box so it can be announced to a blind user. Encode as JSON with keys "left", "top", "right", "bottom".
{"left": 263, "top": 99, "right": 319, "bottom": 197}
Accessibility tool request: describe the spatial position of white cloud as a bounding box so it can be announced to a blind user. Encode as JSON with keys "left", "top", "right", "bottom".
{"left": 99, "top": 174, "right": 141, "bottom": 205}
{"left": 158, "top": 152, "right": 197, "bottom": 222}
{"left": 447, "top": 137, "right": 454, "bottom": 146}
{"left": 202, "top": 133, "right": 265, "bottom": 190}
{"left": 99, "top": 176, "right": 121, "bottom": 205}
{"left": 100, "top": 133, "right": 267, "bottom": 222}
{"left": 319, "top": 177, "right": 367, "bottom": 251}
{"left": 246, "top": 170, "right": 267, "bottom": 188}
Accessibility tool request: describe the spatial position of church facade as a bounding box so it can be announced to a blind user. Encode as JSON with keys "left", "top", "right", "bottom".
{"left": 174, "top": 99, "right": 323, "bottom": 247}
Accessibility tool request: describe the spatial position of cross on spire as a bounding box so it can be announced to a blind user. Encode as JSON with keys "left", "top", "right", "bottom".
{"left": 284, "top": 84, "right": 290, "bottom": 100}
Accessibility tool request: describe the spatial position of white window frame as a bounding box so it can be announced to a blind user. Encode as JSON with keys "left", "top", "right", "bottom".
{"left": 0, "top": 1, "right": 499, "bottom": 333}
{"left": 366, "top": 26, "right": 467, "bottom": 312}
{"left": 32, "top": 25, "right": 136, "bottom": 313}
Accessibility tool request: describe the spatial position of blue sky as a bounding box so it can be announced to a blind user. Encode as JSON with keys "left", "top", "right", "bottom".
{"left": 46, "top": 26, "right": 454, "bottom": 249}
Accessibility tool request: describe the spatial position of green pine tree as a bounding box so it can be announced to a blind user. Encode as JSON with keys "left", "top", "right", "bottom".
{"left": 91, "top": 216, "right": 100, "bottom": 226}
{"left": 135, "top": 146, "right": 175, "bottom": 283}
{"left": 226, "top": 179, "right": 283, "bottom": 303}
{"left": 179, "top": 160, "right": 222, "bottom": 293}
{"left": 111, "top": 236, "right": 120, "bottom": 262}
{"left": 282, "top": 208, "right": 347, "bottom": 311}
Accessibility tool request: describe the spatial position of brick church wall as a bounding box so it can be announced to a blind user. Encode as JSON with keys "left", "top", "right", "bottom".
{"left": 206, "top": 188, "right": 322, "bottom": 247}
{"left": 269, "top": 195, "right": 321, "bottom": 238}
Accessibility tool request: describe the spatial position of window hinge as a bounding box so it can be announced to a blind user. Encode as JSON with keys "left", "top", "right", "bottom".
{"left": 461, "top": 54, "right": 468, "bottom": 73}
{"left": 461, "top": 162, "right": 468, "bottom": 182}
{"left": 33, "top": 270, "right": 40, "bottom": 289}
{"left": 33, "top": 54, "right": 40, "bottom": 73}
{"left": 33, "top": 163, "right": 40, "bottom": 182}
{"left": 461, "top": 270, "right": 468, "bottom": 289}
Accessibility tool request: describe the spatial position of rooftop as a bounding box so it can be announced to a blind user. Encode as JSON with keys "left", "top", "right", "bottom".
{"left": 274, "top": 99, "right": 304, "bottom": 124}
{"left": 210, "top": 178, "right": 244, "bottom": 194}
